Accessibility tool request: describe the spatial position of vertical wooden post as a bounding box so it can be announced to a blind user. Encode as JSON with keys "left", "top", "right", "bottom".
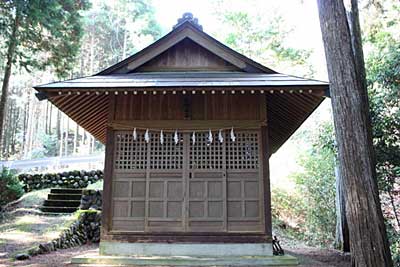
{"left": 101, "top": 127, "right": 114, "bottom": 237}
{"left": 261, "top": 125, "right": 272, "bottom": 237}
{"left": 101, "top": 95, "right": 116, "bottom": 239}
{"left": 259, "top": 94, "right": 272, "bottom": 237}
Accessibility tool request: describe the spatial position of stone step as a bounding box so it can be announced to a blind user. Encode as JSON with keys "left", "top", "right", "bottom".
{"left": 50, "top": 188, "right": 83, "bottom": 194}
{"left": 48, "top": 193, "right": 82, "bottom": 200}
{"left": 43, "top": 199, "right": 81, "bottom": 207}
{"left": 71, "top": 254, "right": 299, "bottom": 266}
{"left": 40, "top": 206, "right": 78, "bottom": 213}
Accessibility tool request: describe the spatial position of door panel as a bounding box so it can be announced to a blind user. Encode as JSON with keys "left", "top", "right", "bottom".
{"left": 187, "top": 171, "right": 226, "bottom": 232}
{"left": 111, "top": 129, "right": 263, "bottom": 233}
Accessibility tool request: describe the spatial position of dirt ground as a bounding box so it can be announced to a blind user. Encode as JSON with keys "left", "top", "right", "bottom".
{"left": 0, "top": 241, "right": 350, "bottom": 267}
{"left": 0, "top": 189, "right": 350, "bottom": 267}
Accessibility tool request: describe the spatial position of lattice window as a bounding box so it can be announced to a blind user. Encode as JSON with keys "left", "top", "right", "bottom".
{"left": 150, "top": 132, "right": 183, "bottom": 169}
{"left": 190, "top": 132, "right": 224, "bottom": 169}
{"left": 114, "top": 131, "right": 147, "bottom": 170}
{"left": 226, "top": 132, "right": 259, "bottom": 169}
{"left": 115, "top": 130, "right": 259, "bottom": 170}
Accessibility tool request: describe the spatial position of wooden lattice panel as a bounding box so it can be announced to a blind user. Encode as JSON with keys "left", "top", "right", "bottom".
{"left": 190, "top": 132, "right": 224, "bottom": 169}
{"left": 226, "top": 132, "right": 259, "bottom": 169}
{"left": 150, "top": 132, "right": 183, "bottom": 169}
{"left": 114, "top": 132, "right": 147, "bottom": 170}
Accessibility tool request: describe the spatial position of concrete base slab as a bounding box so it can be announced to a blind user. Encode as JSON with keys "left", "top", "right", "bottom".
{"left": 71, "top": 254, "right": 299, "bottom": 266}
{"left": 100, "top": 242, "right": 273, "bottom": 257}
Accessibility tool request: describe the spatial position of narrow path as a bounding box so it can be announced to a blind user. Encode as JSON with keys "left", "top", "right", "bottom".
{"left": 0, "top": 189, "right": 76, "bottom": 266}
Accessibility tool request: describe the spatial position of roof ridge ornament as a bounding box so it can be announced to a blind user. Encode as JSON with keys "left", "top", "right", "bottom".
{"left": 173, "top": 12, "right": 203, "bottom": 31}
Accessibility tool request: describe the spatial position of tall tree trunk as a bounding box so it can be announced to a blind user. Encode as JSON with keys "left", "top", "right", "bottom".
{"left": 90, "top": 35, "right": 95, "bottom": 74}
{"left": 56, "top": 110, "right": 61, "bottom": 140}
{"left": 90, "top": 135, "right": 95, "bottom": 154}
{"left": 0, "top": 13, "right": 20, "bottom": 155}
{"left": 317, "top": 1, "right": 393, "bottom": 266}
{"left": 3, "top": 100, "right": 12, "bottom": 159}
{"left": 122, "top": 28, "right": 128, "bottom": 59}
{"left": 73, "top": 122, "right": 78, "bottom": 154}
{"left": 334, "top": 164, "right": 350, "bottom": 252}
{"left": 45, "top": 102, "right": 49, "bottom": 135}
{"left": 48, "top": 104, "right": 52, "bottom": 135}
{"left": 64, "top": 117, "right": 69, "bottom": 156}
{"left": 59, "top": 115, "right": 63, "bottom": 157}
{"left": 23, "top": 91, "right": 31, "bottom": 158}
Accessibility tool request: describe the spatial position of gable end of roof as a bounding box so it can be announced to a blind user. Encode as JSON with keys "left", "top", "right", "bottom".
{"left": 97, "top": 21, "right": 276, "bottom": 75}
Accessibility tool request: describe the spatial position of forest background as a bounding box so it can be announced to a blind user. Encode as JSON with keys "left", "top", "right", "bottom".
{"left": 0, "top": 0, "right": 398, "bottom": 263}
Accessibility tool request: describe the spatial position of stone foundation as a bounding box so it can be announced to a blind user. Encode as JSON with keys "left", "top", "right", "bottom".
{"left": 100, "top": 241, "right": 273, "bottom": 257}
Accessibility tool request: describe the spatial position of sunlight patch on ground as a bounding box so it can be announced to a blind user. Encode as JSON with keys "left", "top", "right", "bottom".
{"left": 18, "top": 188, "right": 50, "bottom": 208}
{"left": 0, "top": 230, "right": 38, "bottom": 243}
{"left": 87, "top": 179, "right": 103, "bottom": 190}
{"left": 15, "top": 214, "right": 45, "bottom": 225}
{"left": 43, "top": 230, "right": 61, "bottom": 240}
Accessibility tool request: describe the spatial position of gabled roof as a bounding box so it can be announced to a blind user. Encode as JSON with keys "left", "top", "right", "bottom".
{"left": 97, "top": 20, "right": 276, "bottom": 75}
{"left": 34, "top": 13, "right": 329, "bottom": 154}
{"left": 35, "top": 72, "right": 328, "bottom": 89}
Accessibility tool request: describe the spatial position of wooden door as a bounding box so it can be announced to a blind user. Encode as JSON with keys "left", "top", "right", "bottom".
{"left": 187, "top": 132, "right": 226, "bottom": 232}
{"left": 111, "top": 129, "right": 263, "bottom": 233}
{"left": 111, "top": 131, "right": 185, "bottom": 232}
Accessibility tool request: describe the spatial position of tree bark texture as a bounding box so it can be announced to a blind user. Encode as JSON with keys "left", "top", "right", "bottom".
{"left": 334, "top": 164, "right": 350, "bottom": 252}
{"left": 317, "top": 1, "right": 393, "bottom": 266}
{"left": 0, "top": 12, "right": 20, "bottom": 155}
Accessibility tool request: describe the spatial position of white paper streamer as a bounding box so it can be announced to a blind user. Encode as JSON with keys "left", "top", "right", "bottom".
{"left": 192, "top": 131, "right": 196, "bottom": 145}
{"left": 230, "top": 127, "right": 236, "bottom": 142}
{"left": 133, "top": 128, "right": 137, "bottom": 141}
{"left": 218, "top": 129, "right": 224, "bottom": 143}
{"left": 160, "top": 130, "right": 164, "bottom": 145}
{"left": 208, "top": 129, "right": 213, "bottom": 143}
{"left": 174, "top": 130, "right": 179, "bottom": 145}
{"left": 144, "top": 129, "right": 150, "bottom": 143}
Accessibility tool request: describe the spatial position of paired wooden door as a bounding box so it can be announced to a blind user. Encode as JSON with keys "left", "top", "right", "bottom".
{"left": 111, "top": 130, "right": 263, "bottom": 233}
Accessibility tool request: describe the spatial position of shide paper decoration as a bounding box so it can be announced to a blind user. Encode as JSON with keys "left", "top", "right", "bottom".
{"left": 218, "top": 130, "right": 224, "bottom": 143}
{"left": 160, "top": 130, "right": 164, "bottom": 145}
{"left": 208, "top": 129, "right": 213, "bottom": 143}
{"left": 144, "top": 129, "right": 150, "bottom": 143}
{"left": 129, "top": 128, "right": 237, "bottom": 144}
{"left": 174, "top": 130, "right": 179, "bottom": 144}
{"left": 230, "top": 127, "right": 236, "bottom": 142}
{"left": 133, "top": 128, "right": 137, "bottom": 141}
{"left": 192, "top": 132, "right": 196, "bottom": 145}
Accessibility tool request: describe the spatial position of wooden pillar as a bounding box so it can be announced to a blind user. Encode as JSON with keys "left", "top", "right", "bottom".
{"left": 101, "top": 127, "right": 114, "bottom": 236}
{"left": 259, "top": 94, "right": 272, "bottom": 237}
{"left": 261, "top": 125, "right": 272, "bottom": 237}
{"left": 101, "top": 95, "right": 116, "bottom": 238}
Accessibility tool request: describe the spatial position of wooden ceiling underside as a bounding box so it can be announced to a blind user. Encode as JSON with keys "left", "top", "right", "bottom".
{"left": 48, "top": 91, "right": 324, "bottom": 154}
{"left": 266, "top": 92, "right": 323, "bottom": 153}
{"left": 49, "top": 94, "right": 110, "bottom": 143}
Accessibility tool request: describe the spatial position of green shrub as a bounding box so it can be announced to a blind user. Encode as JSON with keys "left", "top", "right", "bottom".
{"left": 291, "top": 147, "right": 336, "bottom": 247}
{"left": 271, "top": 187, "right": 308, "bottom": 241}
{"left": 0, "top": 168, "right": 24, "bottom": 207}
{"left": 274, "top": 122, "right": 336, "bottom": 247}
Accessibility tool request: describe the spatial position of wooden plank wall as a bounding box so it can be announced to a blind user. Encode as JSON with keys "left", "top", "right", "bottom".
{"left": 135, "top": 38, "right": 240, "bottom": 72}
{"left": 112, "top": 94, "right": 262, "bottom": 121}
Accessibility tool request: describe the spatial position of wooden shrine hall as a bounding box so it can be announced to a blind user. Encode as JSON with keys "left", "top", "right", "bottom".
{"left": 35, "top": 13, "right": 329, "bottom": 266}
